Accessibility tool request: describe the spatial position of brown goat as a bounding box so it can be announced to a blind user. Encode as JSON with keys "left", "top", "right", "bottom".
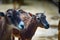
{"left": 12, "top": 13, "right": 49, "bottom": 40}
{"left": 0, "top": 11, "right": 49, "bottom": 40}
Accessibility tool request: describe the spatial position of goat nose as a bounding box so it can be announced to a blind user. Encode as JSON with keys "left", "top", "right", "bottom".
{"left": 20, "top": 25, "right": 24, "bottom": 29}
{"left": 45, "top": 24, "right": 49, "bottom": 29}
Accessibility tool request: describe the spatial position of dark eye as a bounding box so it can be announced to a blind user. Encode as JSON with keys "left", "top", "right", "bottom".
{"left": 0, "top": 12, "right": 5, "bottom": 17}
{"left": 37, "top": 18, "right": 40, "bottom": 20}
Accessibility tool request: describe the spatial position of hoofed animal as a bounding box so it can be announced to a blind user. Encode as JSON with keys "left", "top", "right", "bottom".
{"left": 0, "top": 9, "right": 25, "bottom": 40}
{"left": 12, "top": 10, "right": 49, "bottom": 40}
{"left": 0, "top": 9, "right": 49, "bottom": 40}
{"left": 0, "top": 12, "right": 12, "bottom": 40}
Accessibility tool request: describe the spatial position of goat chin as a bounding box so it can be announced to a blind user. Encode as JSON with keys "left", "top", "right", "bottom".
{"left": 7, "top": 24, "right": 21, "bottom": 31}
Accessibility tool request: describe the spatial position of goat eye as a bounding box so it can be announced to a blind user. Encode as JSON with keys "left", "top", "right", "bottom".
{"left": 37, "top": 18, "right": 40, "bottom": 20}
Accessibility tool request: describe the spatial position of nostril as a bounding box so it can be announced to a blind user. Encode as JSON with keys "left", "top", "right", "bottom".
{"left": 20, "top": 25, "right": 24, "bottom": 29}
{"left": 47, "top": 24, "right": 49, "bottom": 27}
{"left": 47, "top": 24, "right": 49, "bottom": 28}
{"left": 45, "top": 24, "right": 49, "bottom": 29}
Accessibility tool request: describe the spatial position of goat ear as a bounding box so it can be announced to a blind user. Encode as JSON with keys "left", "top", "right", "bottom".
{"left": 0, "top": 12, "right": 5, "bottom": 17}
{"left": 29, "top": 13, "right": 33, "bottom": 17}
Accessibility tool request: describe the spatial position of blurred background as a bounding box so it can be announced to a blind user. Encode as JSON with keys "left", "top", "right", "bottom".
{"left": 0, "top": 0, "right": 59, "bottom": 40}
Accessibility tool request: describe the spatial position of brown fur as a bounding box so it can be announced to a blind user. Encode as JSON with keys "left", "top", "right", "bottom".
{"left": 12, "top": 15, "right": 44, "bottom": 40}
{"left": 0, "top": 16, "right": 12, "bottom": 40}
{"left": 0, "top": 13, "right": 44, "bottom": 40}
